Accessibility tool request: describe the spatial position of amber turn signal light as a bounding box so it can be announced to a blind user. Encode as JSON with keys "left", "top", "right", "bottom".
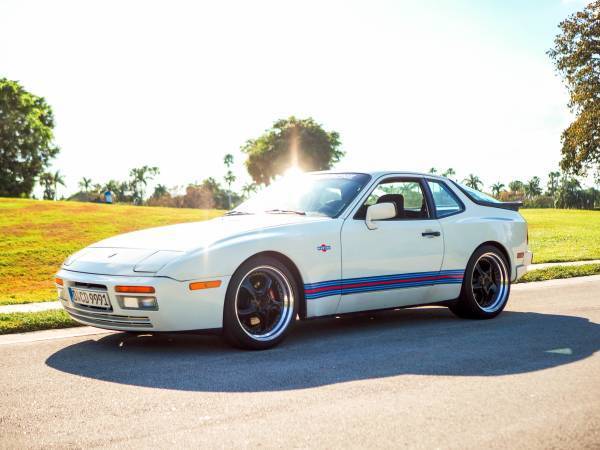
{"left": 115, "top": 285, "right": 155, "bottom": 294}
{"left": 55, "top": 277, "right": 64, "bottom": 286}
{"left": 189, "top": 280, "right": 222, "bottom": 290}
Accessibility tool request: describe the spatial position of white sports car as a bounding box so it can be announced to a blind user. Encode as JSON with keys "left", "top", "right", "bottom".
{"left": 56, "top": 171, "right": 533, "bottom": 349}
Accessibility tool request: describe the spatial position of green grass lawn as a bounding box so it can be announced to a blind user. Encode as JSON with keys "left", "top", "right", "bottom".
{"left": 516, "top": 263, "right": 600, "bottom": 283}
{"left": 0, "top": 198, "right": 223, "bottom": 305}
{"left": 0, "top": 309, "right": 80, "bottom": 334}
{"left": 520, "top": 209, "right": 600, "bottom": 263}
{"left": 0, "top": 199, "right": 599, "bottom": 306}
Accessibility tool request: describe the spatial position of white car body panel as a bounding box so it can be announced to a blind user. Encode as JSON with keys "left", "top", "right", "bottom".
{"left": 337, "top": 218, "right": 444, "bottom": 313}
{"left": 56, "top": 170, "right": 532, "bottom": 333}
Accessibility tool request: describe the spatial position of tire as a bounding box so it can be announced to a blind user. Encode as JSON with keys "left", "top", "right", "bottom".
{"left": 449, "top": 245, "right": 511, "bottom": 319}
{"left": 223, "top": 255, "right": 299, "bottom": 350}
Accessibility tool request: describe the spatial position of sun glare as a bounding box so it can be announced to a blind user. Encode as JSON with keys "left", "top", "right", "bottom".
{"left": 284, "top": 166, "right": 303, "bottom": 178}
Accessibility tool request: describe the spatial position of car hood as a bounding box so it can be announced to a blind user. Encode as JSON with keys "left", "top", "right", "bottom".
{"left": 62, "top": 214, "right": 328, "bottom": 276}
{"left": 90, "top": 214, "right": 326, "bottom": 251}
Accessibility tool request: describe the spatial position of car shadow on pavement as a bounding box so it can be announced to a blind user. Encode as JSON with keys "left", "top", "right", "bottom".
{"left": 46, "top": 307, "right": 600, "bottom": 392}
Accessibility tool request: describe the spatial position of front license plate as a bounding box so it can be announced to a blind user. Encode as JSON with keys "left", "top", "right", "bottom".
{"left": 69, "top": 287, "right": 111, "bottom": 309}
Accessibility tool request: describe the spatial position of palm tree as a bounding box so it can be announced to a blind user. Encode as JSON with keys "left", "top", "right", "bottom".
{"left": 524, "top": 176, "right": 542, "bottom": 199}
{"left": 241, "top": 183, "right": 258, "bottom": 199}
{"left": 223, "top": 154, "right": 236, "bottom": 209}
{"left": 508, "top": 180, "right": 524, "bottom": 193}
{"left": 129, "top": 166, "right": 159, "bottom": 205}
{"left": 491, "top": 182, "right": 505, "bottom": 198}
{"left": 79, "top": 177, "right": 92, "bottom": 193}
{"left": 428, "top": 167, "right": 437, "bottom": 174}
{"left": 52, "top": 171, "right": 65, "bottom": 200}
{"left": 39, "top": 172, "right": 55, "bottom": 200}
{"left": 442, "top": 168, "right": 456, "bottom": 180}
{"left": 463, "top": 174, "right": 483, "bottom": 191}
{"left": 152, "top": 184, "right": 168, "bottom": 199}
{"left": 546, "top": 171, "right": 561, "bottom": 196}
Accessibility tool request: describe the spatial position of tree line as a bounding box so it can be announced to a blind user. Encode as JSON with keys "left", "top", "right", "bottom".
{"left": 70, "top": 159, "right": 252, "bottom": 210}
{"left": 429, "top": 168, "right": 600, "bottom": 209}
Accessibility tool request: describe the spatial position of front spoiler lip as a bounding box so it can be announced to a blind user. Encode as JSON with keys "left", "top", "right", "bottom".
{"left": 56, "top": 268, "right": 230, "bottom": 332}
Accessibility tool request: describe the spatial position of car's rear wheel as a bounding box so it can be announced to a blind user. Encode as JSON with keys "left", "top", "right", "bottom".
{"left": 449, "top": 245, "right": 510, "bottom": 319}
{"left": 223, "top": 255, "right": 298, "bottom": 350}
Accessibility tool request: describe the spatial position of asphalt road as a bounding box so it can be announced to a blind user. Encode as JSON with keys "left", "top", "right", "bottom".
{"left": 1, "top": 276, "right": 599, "bottom": 449}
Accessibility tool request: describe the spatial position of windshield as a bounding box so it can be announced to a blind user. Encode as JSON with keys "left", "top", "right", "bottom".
{"left": 458, "top": 183, "right": 501, "bottom": 203}
{"left": 231, "top": 173, "right": 372, "bottom": 218}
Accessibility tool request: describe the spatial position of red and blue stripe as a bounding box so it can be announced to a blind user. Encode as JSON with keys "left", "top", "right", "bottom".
{"left": 304, "top": 269, "right": 464, "bottom": 300}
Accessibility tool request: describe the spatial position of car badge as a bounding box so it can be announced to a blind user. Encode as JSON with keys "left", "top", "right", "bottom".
{"left": 317, "top": 244, "right": 332, "bottom": 253}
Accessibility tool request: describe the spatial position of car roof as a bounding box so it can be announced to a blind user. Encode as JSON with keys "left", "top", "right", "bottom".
{"left": 307, "top": 169, "right": 449, "bottom": 181}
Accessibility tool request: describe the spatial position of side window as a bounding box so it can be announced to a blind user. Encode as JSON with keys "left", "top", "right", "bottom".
{"left": 355, "top": 179, "right": 429, "bottom": 220}
{"left": 427, "top": 180, "right": 463, "bottom": 218}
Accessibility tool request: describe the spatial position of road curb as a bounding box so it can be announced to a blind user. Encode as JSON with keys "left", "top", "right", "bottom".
{"left": 0, "top": 326, "right": 116, "bottom": 345}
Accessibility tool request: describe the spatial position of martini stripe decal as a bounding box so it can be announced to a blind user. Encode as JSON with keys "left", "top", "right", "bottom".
{"left": 304, "top": 270, "right": 464, "bottom": 300}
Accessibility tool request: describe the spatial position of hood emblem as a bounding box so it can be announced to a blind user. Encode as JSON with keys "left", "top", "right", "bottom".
{"left": 317, "top": 244, "right": 331, "bottom": 253}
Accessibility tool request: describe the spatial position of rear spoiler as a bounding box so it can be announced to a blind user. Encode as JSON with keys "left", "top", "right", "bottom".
{"left": 478, "top": 201, "right": 522, "bottom": 211}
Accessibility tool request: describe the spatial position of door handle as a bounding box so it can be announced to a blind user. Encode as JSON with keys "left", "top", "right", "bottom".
{"left": 422, "top": 231, "right": 441, "bottom": 237}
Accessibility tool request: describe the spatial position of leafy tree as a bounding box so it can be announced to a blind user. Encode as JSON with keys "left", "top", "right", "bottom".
{"left": 111, "top": 180, "right": 132, "bottom": 202}
{"left": 242, "top": 116, "right": 344, "bottom": 185}
{"left": 463, "top": 174, "right": 483, "bottom": 190}
{"left": 508, "top": 180, "right": 525, "bottom": 193}
{"left": 442, "top": 168, "right": 456, "bottom": 179}
{"left": 200, "top": 177, "right": 241, "bottom": 209}
{"left": 129, "top": 166, "right": 159, "bottom": 204}
{"left": 104, "top": 180, "right": 119, "bottom": 194}
{"left": 547, "top": 171, "right": 561, "bottom": 196}
{"left": 524, "top": 176, "right": 542, "bottom": 198}
{"left": 555, "top": 175, "right": 582, "bottom": 208}
{"left": 0, "top": 78, "right": 60, "bottom": 197}
{"left": 491, "top": 182, "right": 505, "bottom": 197}
{"left": 223, "top": 153, "right": 236, "bottom": 208}
{"left": 79, "top": 177, "right": 92, "bottom": 193}
{"left": 152, "top": 184, "right": 168, "bottom": 199}
{"left": 548, "top": 2, "right": 600, "bottom": 178}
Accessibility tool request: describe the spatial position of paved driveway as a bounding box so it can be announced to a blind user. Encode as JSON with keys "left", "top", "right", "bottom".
{"left": 1, "top": 276, "right": 599, "bottom": 448}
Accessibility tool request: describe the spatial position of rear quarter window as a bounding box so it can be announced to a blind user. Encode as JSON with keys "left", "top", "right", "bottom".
{"left": 427, "top": 180, "right": 463, "bottom": 218}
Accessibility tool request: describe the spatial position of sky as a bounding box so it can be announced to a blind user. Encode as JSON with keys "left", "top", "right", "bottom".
{"left": 0, "top": 0, "right": 591, "bottom": 197}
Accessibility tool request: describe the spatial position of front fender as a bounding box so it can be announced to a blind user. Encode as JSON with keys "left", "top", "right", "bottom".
{"left": 157, "top": 219, "right": 344, "bottom": 290}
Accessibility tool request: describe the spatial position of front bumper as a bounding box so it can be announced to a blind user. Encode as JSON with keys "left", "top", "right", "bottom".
{"left": 56, "top": 269, "right": 230, "bottom": 332}
{"left": 514, "top": 251, "right": 533, "bottom": 281}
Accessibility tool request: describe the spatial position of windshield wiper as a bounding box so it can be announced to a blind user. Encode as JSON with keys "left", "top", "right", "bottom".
{"left": 224, "top": 210, "right": 253, "bottom": 216}
{"left": 264, "top": 209, "right": 306, "bottom": 215}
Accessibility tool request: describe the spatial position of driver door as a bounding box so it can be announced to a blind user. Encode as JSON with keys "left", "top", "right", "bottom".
{"left": 337, "top": 176, "right": 444, "bottom": 314}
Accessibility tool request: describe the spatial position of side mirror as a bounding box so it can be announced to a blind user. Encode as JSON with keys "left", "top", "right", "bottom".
{"left": 365, "top": 202, "right": 396, "bottom": 230}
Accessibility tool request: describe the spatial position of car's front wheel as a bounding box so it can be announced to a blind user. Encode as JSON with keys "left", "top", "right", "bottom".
{"left": 223, "top": 255, "right": 299, "bottom": 350}
{"left": 449, "top": 245, "right": 511, "bottom": 319}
